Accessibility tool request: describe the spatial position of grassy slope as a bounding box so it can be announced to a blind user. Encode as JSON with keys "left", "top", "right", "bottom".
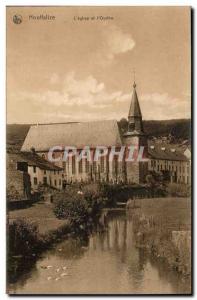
{"left": 131, "top": 197, "right": 191, "bottom": 283}
{"left": 134, "top": 197, "right": 191, "bottom": 231}
{"left": 9, "top": 201, "right": 67, "bottom": 235}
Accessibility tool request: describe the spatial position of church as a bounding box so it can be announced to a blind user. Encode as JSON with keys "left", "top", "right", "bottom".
{"left": 21, "top": 81, "right": 190, "bottom": 186}
{"left": 21, "top": 82, "right": 149, "bottom": 184}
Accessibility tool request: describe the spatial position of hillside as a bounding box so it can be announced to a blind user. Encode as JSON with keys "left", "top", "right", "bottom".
{"left": 118, "top": 118, "right": 191, "bottom": 142}
{"left": 7, "top": 119, "right": 191, "bottom": 152}
{"left": 144, "top": 119, "right": 191, "bottom": 140}
{"left": 7, "top": 124, "right": 30, "bottom": 152}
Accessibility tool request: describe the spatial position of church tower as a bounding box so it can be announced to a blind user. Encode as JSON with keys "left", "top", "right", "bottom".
{"left": 128, "top": 82, "right": 143, "bottom": 133}
{"left": 123, "top": 82, "right": 148, "bottom": 184}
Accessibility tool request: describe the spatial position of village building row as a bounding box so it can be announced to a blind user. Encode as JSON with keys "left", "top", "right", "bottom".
{"left": 148, "top": 143, "right": 191, "bottom": 185}
{"left": 21, "top": 81, "right": 191, "bottom": 187}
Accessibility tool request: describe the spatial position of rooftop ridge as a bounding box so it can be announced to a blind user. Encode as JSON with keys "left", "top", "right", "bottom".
{"left": 30, "top": 119, "right": 118, "bottom": 127}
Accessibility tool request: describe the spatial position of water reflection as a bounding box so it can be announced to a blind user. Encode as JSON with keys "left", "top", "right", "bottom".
{"left": 8, "top": 211, "right": 191, "bottom": 294}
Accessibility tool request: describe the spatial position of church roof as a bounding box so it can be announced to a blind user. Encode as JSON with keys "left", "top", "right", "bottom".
{"left": 21, "top": 120, "right": 123, "bottom": 152}
{"left": 128, "top": 83, "right": 142, "bottom": 118}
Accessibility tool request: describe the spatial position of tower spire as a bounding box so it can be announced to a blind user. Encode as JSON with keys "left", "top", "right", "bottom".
{"left": 133, "top": 69, "right": 136, "bottom": 86}
{"left": 127, "top": 80, "right": 143, "bottom": 134}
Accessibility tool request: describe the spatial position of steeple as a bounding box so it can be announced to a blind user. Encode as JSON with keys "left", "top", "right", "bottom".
{"left": 128, "top": 82, "right": 142, "bottom": 118}
{"left": 127, "top": 82, "right": 144, "bottom": 134}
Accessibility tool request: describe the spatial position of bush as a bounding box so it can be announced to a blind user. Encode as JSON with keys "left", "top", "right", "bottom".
{"left": 54, "top": 192, "right": 88, "bottom": 221}
{"left": 8, "top": 218, "right": 41, "bottom": 256}
{"left": 83, "top": 184, "right": 107, "bottom": 214}
{"left": 100, "top": 183, "right": 135, "bottom": 205}
{"left": 166, "top": 183, "right": 190, "bottom": 197}
{"left": 53, "top": 184, "right": 108, "bottom": 234}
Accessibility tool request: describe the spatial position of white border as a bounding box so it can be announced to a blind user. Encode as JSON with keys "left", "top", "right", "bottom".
{"left": 0, "top": 1, "right": 195, "bottom": 299}
{"left": 2, "top": 0, "right": 196, "bottom": 5}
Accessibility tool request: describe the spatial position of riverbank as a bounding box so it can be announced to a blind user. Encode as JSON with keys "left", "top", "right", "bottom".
{"left": 8, "top": 208, "right": 191, "bottom": 295}
{"left": 8, "top": 183, "right": 105, "bottom": 277}
{"left": 8, "top": 201, "right": 73, "bottom": 285}
{"left": 128, "top": 197, "right": 191, "bottom": 278}
{"left": 8, "top": 190, "right": 191, "bottom": 289}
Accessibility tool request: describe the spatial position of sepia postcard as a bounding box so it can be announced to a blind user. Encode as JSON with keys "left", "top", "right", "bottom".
{"left": 6, "top": 6, "right": 192, "bottom": 295}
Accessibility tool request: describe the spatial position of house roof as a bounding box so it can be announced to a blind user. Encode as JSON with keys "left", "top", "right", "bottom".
{"left": 21, "top": 120, "right": 123, "bottom": 152}
{"left": 148, "top": 142, "right": 189, "bottom": 161}
{"left": 8, "top": 152, "right": 62, "bottom": 171}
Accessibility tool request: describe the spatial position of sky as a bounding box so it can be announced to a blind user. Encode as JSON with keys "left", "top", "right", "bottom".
{"left": 7, "top": 6, "right": 191, "bottom": 124}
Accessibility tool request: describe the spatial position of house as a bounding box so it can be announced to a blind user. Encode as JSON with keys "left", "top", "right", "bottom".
{"left": 18, "top": 151, "right": 63, "bottom": 190}
{"left": 7, "top": 151, "right": 63, "bottom": 203}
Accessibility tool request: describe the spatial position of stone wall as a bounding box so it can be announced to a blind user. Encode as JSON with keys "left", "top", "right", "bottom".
{"left": 7, "top": 154, "right": 26, "bottom": 201}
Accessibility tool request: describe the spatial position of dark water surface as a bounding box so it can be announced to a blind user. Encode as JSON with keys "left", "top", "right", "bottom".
{"left": 8, "top": 210, "right": 190, "bottom": 294}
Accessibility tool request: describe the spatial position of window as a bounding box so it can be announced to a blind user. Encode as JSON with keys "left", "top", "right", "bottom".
{"left": 43, "top": 177, "right": 47, "bottom": 185}
{"left": 114, "top": 156, "right": 118, "bottom": 175}
{"left": 101, "top": 156, "right": 104, "bottom": 173}
{"left": 63, "top": 161, "right": 66, "bottom": 171}
{"left": 33, "top": 166, "right": 36, "bottom": 173}
{"left": 17, "top": 161, "right": 28, "bottom": 172}
{"left": 151, "top": 160, "right": 155, "bottom": 168}
{"left": 78, "top": 159, "right": 83, "bottom": 174}
{"left": 85, "top": 159, "right": 89, "bottom": 173}
{"left": 72, "top": 156, "right": 76, "bottom": 174}
{"left": 59, "top": 179, "right": 61, "bottom": 185}
{"left": 93, "top": 161, "right": 97, "bottom": 173}
{"left": 129, "top": 123, "right": 135, "bottom": 131}
{"left": 54, "top": 170, "right": 56, "bottom": 175}
{"left": 34, "top": 177, "right": 37, "bottom": 185}
{"left": 44, "top": 170, "right": 46, "bottom": 175}
{"left": 54, "top": 179, "right": 57, "bottom": 186}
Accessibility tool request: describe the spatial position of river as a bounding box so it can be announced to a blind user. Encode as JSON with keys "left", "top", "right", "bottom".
{"left": 8, "top": 210, "right": 190, "bottom": 294}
